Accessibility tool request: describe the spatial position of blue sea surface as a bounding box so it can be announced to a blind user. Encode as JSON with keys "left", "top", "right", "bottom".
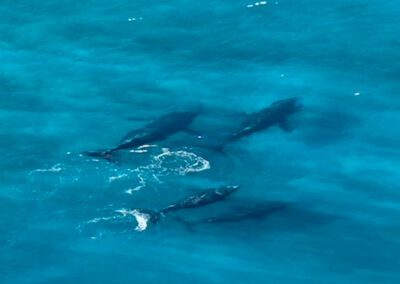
{"left": 1, "top": 0, "right": 400, "bottom": 283}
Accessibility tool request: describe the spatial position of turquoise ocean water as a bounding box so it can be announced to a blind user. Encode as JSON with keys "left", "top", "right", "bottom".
{"left": 1, "top": 1, "right": 400, "bottom": 283}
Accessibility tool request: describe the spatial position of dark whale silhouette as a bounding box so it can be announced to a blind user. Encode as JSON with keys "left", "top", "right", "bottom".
{"left": 174, "top": 202, "right": 287, "bottom": 231}
{"left": 132, "top": 185, "right": 239, "bottom": 226}
{"left": 160, "top": 185, "right": 239, "bottom": 214}
{"left": 214, "top": 97, "right": 302, "bottom": 152}
{"left": 84, "top": 106, "right": 203, "bottom": 162}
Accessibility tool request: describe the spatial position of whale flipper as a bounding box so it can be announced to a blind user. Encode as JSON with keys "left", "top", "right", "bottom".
{"left": 279, "top": 119, "right": 294, "bottom": 132}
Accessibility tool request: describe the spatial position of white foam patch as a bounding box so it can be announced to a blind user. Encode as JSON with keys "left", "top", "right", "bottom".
{"left": 138, "top": 144, "right": 158, "bottom": 149}
{"left": 121, "top": 169, "right": 153, "bottom": 194}
{"left": 29, "top": 163, "right": 63, "bottom": 174}
{"left": 33, "top": 147, "right": 210, "bottom": 196}
{"left": 153, "top": 148, "right": 210, "bottom": 175}
{"left": 116, "top": 208, "right": 150, "bottom": 232}
{"left": 108, "top": 173, "right": 128, "bottom": 183}
{"left": 122, "top": 148, "right": 210, "bottom": 193}
{"left": 87, "top": 216, "right": 115, "bottom": 224}
{"left": 128, "top": 17, "right": 143, "bottom": 21}
{"left": 124, "top": 187, "right": 142, "bottom": 195}
{"left": 129, "top": 149, "right": 148, "bottom": 153}
{"left": 115, "top": 208, "right": 132, "bottom": 217}
{"left": 132, "top": 210, "right": 150, "bottom": 232}
{"left": 29, "top": 163, "right": 80, "bottom": 184}
{"left": 247, "top": 1, "right": 268, "bottom": 8}
{"left": 128, "top": 145, "right": 159, "bottom": 154}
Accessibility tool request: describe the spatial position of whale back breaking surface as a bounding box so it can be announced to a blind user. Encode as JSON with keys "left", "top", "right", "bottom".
{"left": 160, "top": 185, "right": 239, "bottom": 214}
{"left": 83, "top": 108, "right": 203, "bottom": 161}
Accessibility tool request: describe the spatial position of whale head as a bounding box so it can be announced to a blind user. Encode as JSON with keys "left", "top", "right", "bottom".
{"left": 270, "top": 97, "right": 302, "bottom": 114}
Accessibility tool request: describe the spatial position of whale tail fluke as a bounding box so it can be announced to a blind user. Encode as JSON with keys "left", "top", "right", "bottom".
{"left": 83, "top": 150, "right": 118, "bottom": 163}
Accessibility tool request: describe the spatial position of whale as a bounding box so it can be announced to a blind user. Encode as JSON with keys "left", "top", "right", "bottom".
{"left": 160, "top": 185, "right": 239, "bottom": 214}
{"left": 130, "top": 185, "right": 239, "bottom": 228}
{"left": 174, "top": 201, "right": 287, "bottom": 231}
{"left": 84, "top": 106, "right": 203, "bottom": 162}
{"left": 214, "top": 97, "right": 302, "bottom": 152}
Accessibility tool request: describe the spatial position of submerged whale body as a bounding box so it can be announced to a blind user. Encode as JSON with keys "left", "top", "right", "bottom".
{"left": 84, "top": 106, "right": 203, "bottom": 162}
{"left": 214, "top": 97, "right": 302, "bottom": 151}
{"left": 175, "top": 201, "right": 287, "bottom": 230}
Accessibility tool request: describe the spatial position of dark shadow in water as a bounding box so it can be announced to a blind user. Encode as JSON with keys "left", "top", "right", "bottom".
{"left": 166, "top": 200, "right": 342, "bottom": 235}
{"left": 299, "top": 108, "right": 361, "bottom": 146}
